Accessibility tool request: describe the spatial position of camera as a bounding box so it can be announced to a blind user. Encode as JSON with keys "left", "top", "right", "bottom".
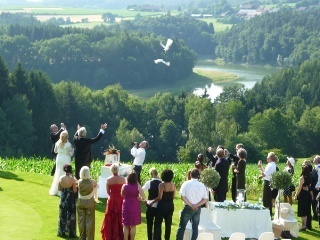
{"left": 132, "top": 142, "right": 138, "bottom": 147}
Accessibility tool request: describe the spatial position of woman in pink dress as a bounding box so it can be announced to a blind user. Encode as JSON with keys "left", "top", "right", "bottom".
{"left": 101, "top": 163, "right": 126, "bottom": 240}
{"left": 121, "top": 171, "right": 146, "bottom": 240}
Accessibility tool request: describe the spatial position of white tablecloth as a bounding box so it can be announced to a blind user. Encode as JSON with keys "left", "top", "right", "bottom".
{"left": 97, "top": 164, "right": 132, "bottom": 198}
{"left": 209, "top": 202, "right": 273, "bottom": 238}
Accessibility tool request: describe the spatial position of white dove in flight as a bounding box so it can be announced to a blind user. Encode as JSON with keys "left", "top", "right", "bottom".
{"left": 154, "top": 59, "right": 170, "bottom": 66}
{"left": 160, "top": 38, "right": 173, "bottom": 52}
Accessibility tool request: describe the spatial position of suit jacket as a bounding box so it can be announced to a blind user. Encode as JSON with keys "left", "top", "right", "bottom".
{"left": 73, "top": 131, "right": 104, "bottom": 166}
{"left": 215, "top": 157, "right": 230, "bottom": 193}
{"left": 50, "top": 129, "right": 63, "bottom": 155}
{"left": 206, "top": 151, "right": 218, "bottom": 168}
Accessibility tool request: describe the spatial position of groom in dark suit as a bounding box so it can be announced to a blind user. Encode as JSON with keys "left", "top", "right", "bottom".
{"left": 50, "top": 123, "right": 66, "bottom": 176}
{"left": 74, "top": 123, "right": 107, "bottom": 179}
{"left": 214, "top": 148, "right": 230, "bottom": 202}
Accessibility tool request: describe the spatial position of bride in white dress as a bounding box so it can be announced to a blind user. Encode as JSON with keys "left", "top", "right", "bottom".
{"left": 49, "top": 130, "right": 74, "bottom": 196}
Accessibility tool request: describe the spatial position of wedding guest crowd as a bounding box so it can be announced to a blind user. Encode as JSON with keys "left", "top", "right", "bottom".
{"left": 49, "top": 125, "right": 320, "bottom": 239}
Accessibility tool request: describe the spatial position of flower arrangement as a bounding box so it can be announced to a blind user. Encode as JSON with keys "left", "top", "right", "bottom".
{"left": 200, "top": 168, "right": 221, "bottom": 190}
{"left": 104, "top": 145, "right": 120, "bottom": 155}
{"left": 215, "top": 201, "right": 266, "bottom": 211}
{"left": 270, "top": 171, "right": 292, "bottom": 190}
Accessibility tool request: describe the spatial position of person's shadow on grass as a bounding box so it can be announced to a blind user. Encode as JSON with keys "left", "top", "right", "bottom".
{"left": 0, "top": 170, "right": 24, "bottom": 181}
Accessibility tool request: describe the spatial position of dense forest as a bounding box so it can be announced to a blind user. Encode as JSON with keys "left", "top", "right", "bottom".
{"left": 214, "top": 6, "right": 320, "bottom": 66}
{"left": 1, "top": 4, "right": 320, "bottom": 163}
{"left": 0, "top": 13, "right": 196, "bottom": 89}
{"left": 1, "top": 7, "right": 320, "bottom": 90}
{"left": 112, "top": 13, "right": 215, "bottom": 55}
{"left": 1, "top": 53, "right": 320, "bottom": 162}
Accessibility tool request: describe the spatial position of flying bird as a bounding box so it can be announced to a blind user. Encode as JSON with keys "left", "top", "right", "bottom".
{"left": 160, "top": 38, "right": 173, "bottom": 52}
{"left": 154, "top": 59, "right": 170, "bottom": 66}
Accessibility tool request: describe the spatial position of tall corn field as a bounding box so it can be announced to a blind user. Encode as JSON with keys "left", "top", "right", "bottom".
{"left": 0, "top": 157, "right": 299, "bottom": 200}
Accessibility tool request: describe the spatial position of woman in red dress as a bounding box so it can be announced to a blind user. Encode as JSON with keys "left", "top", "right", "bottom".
{"left": 101, "top": 163, "right": 126, "bottom": 240}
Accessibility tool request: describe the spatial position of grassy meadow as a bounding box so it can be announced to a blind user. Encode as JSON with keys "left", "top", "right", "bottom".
{"left": 1, "top": 157, "right": 320, "bottom": 240}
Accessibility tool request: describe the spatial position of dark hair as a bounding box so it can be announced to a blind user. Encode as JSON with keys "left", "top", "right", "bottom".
{"left": 302, "top": 165, "right": 311, "bottom": 185}
{"left": 197, "top": 153, "right": 204, "bottom": 163}
{"left": 127, "top": 171, "right": 138, "bottom": 184}
{"left": 217, "top": 145, "right": 224, "bottom": 150}
{"left": 161, "top": 169, "right": 174, "bottom": 182}
{"left": 63, "top": 164, "right": 72, "bottom": 173}
{"left": 190, "top": 168, "right": 200, "bottom": 179}
{"left": 238, "top": 148, "right": 247, "bottom": 159}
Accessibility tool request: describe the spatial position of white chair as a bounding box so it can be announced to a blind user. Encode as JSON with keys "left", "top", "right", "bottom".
{"left": 183, "top": 208, "right": 221, "bottom": 240}
{"left": 272, "top": 202, "right": 299, "bottom": 238}
{"left": 228, "top": 232, "right": 245, "bottom": 240}
{"left": 197, "top": 232, "right": 214, "bottom": 240}
{"left": 258, "top": 232, "right": 274, "bottom": 240}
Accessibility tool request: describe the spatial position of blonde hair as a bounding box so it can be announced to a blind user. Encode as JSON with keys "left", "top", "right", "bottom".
{"left": 110, "top": 163, "right": 119, "bottom": 174}
{"left": 57, "top": 131, "right": 68, "bottom": 148}
{"left": 80, "top": 166, "right": 90, "bottom": 180}
{"left": 267, "top": 152, "right": 278, "bottom": 163}
{"left": 149, "top": 167, "right": 158, "bottom": 177}
{"left": 78, "top": 127, "right": 87, "bottom": 138}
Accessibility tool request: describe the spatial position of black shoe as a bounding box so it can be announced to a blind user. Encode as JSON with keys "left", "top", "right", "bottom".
{"left": 57, "top": 232, "right": 66, "bottom": 237}
{"left": 69, "top": 234, "right": 77, "bottom": 238}
{"left": 313, "top": 215, "right": 318, "bottom": 220}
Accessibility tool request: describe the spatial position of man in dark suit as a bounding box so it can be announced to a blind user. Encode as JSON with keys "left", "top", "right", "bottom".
{"left": 214, "top": 148, "right": 230, "bottom": 202}
{"left": 74, "top": 123, "right": 107, "bottom": 179}
{"left": 50, "top": 123, "right": 66, "bottom": 176}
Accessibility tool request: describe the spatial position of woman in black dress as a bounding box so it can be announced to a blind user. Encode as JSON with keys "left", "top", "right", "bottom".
{"left": 58, "top": 164, "right": 77, "bottom": 238}
{"left": 148, "top": 169, "right": 176, "bottom": 240}
{"left": 294, "top": 165, "right": 314, "bottom": 231}
{"left": 233, "top": 148, "right": 247, "bottom": 201}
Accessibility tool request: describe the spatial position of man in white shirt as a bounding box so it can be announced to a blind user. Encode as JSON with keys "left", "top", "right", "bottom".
{"left": 131, "top": 140, "right": 149, "bottom": 184}
{"left": 258, "top": 152, "right": 278, "bottom": 216}
{"left": 176, "top": 168, "right": 208, "bottom": 240}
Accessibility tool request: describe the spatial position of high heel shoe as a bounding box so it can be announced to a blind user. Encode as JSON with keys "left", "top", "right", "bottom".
{"left": 299, "top": 227, "right": 307, "bottom": 231}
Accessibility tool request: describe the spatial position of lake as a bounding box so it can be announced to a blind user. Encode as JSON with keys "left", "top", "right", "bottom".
{"left": 193, "top": 63, "right": 280, "bottom": 101}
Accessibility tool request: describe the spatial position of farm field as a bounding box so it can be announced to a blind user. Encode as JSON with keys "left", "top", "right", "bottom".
{"left": 0, "top": 158, "right": 319, "bottom": 239}
{"left": 0, "top": 6, "right": 232, "bottom": 31}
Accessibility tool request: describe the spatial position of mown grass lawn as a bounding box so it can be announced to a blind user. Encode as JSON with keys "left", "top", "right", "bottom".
{"left": 0, "top": 169, "right": 319, "bottom": 240}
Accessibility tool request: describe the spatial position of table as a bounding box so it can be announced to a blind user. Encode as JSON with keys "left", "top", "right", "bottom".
{"left": 209, "top": 202, "right": 273, "bottom": 238}
{"left": 97, "top": 164, "right": 132, "bottom": 198}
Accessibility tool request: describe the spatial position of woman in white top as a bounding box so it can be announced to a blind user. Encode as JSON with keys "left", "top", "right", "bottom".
{"left": 49, "top": 130, "right": 74, "bottom": 196}
{"left": 258, "top": 152, "right": 278, "bottom": 215}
